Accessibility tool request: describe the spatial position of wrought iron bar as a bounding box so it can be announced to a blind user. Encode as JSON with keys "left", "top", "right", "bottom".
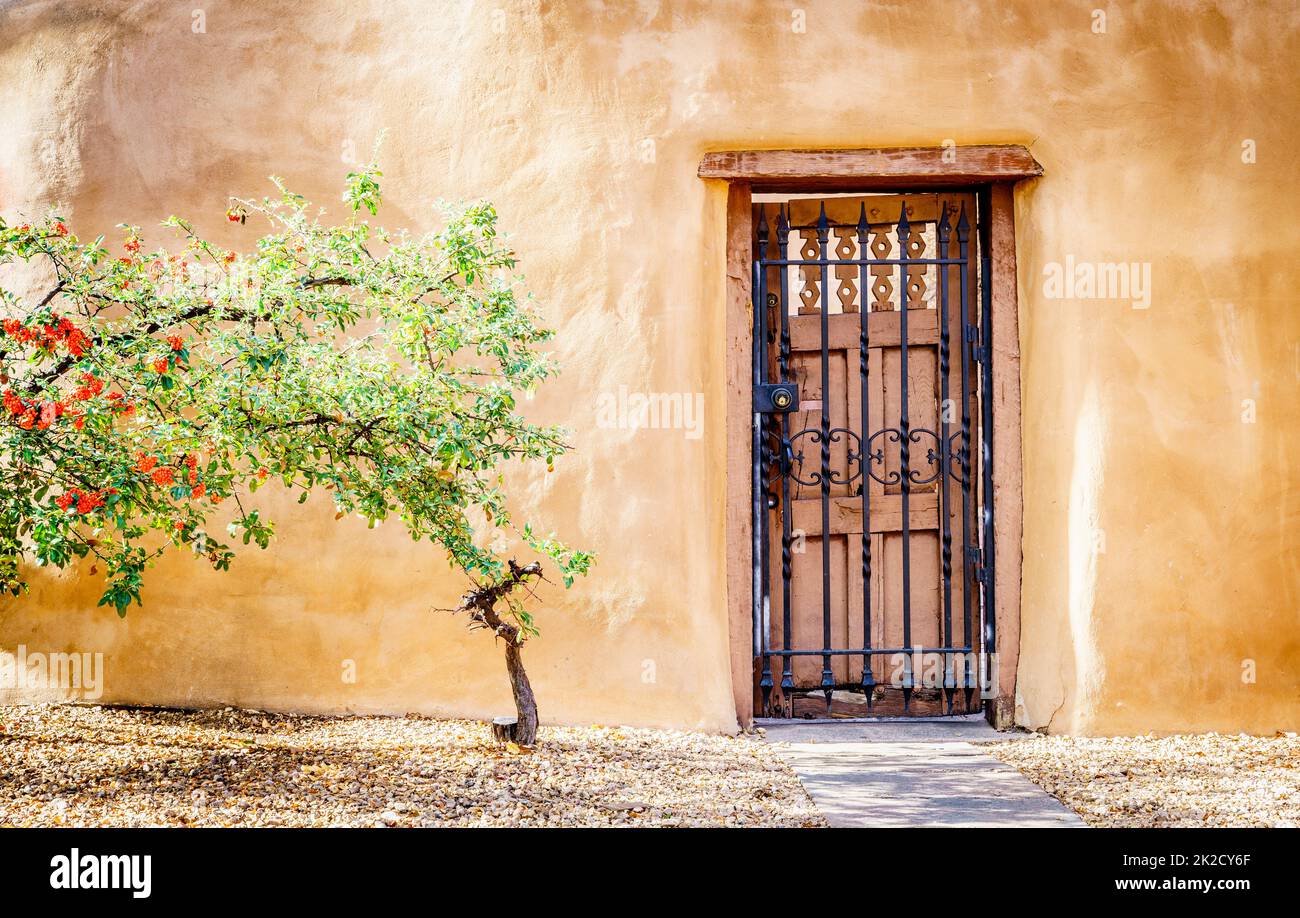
{"left": 937, "top": 205, "right": 955, "bottom": 714}
{"left": 896, "top": 203, "right": 913, "bottom": 710}
{"left": 762, "top": 258, "right": 967, "bottom": 266}
{"left": 766, "top": 647, "right": 976, "bottom": 656}
{"left": 977, "top": 187, "right": 997, "bottom": 714}
{"left": 816, "top": 203, "right": 833, "bottom": 711}
{"left": 956, "top": 204, "right": 975, "bottom": 708}
{"left": 856, "top": 204, "right": 875, "bottom": 707}
{"left": 776, "top": 205, "right": 795, "bottom": 715}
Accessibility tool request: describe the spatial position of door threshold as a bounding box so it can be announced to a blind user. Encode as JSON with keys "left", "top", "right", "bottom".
{"left": 756, "top": 712, "right": 988, "bottom": 727}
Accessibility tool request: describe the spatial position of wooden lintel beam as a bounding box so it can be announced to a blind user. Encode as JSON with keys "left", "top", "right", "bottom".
{"left": 699, "top": 145, "right": 1042, "bottom": 191}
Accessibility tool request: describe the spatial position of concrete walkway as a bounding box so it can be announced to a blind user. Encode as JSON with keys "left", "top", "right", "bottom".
{"left": 761, "top": 716, "right": 1084, "bottom": 828}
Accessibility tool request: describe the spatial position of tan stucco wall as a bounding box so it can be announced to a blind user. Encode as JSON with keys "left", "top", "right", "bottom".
{"left": 1, "top": 0, "right": 1297, "bottom": 734}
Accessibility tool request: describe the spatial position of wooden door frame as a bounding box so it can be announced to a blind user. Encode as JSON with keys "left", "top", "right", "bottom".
{"left": 707, "top": 145, "right": 1042, "bottom": 730}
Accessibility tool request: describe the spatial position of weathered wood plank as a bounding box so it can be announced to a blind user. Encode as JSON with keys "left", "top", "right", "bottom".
{"left": 788, "top": 687, "right": 966, "bottom": 718}
{"left": 789, "top": 309, "right": 939, "bottom": 352}
{"left": 791, "top": 492, "right": 939, "bottom": 536}
{"left": 699, "top": 145, "right": 1043, "bottom": 191}
{"left": 786, "top": 194, "right": 941, "bottom": 227}
{"left": 989, "top": 182, "right": 1023, "bottom": 728}
{"left": 724, "top": 183, "right": 755, "bottom": 727}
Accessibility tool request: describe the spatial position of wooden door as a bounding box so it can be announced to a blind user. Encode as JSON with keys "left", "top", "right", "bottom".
{"left": 753, "top": 192, "right": 985, "bottom": 717}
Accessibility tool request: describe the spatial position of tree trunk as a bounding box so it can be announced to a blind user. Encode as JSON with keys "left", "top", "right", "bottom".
{"left": 453, "top": 560, "right": 546, "bottom": 748}
{"left": 504, "top": 639, "right": 538, "bottom": 745}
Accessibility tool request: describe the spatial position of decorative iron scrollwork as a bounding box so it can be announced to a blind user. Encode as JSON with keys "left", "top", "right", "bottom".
{"left": 785, "top": 428, "right": 828, "bottom": 487}
{"left": 946, "top": 430, "right": 970, "bottom": 486}
{"left": 862, "top": 428, "right": 902, "bottom": 486}
{"left": 903, "top": 428, "right": 943, "bottom": 486}
{"left": 776, "top": 425, "right": 959, "bottom": 488}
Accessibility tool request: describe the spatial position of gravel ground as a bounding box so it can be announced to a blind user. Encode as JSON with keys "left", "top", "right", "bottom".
{"left": 989, "top": 733, "right": 1300, "bottom": 827}
{"left": 0, "top": 704, "right": 823, "bottom": 828}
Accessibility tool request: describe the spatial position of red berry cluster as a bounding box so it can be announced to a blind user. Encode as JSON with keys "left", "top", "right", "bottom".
{"left": 77, "top": 374, "right": 132, "bottom": 417}
{"left": 54, "top": 487, "right": 115, "bottom": 515}
{"left": 135, "top": 452, "right": 208, "bottom": 500}
{"left": 4, "top": 388, "right": 64, "bottom": 430}
{"left": 3, "top": 372, "right": 132, "bottom": 432}
{"left": 71, "top": 372, "right": 105, "bottom": 401}
{"left": 8, "top": 221, "right": 66, "bottom": 238}
{"left": 104, "top": 392, "right": 133, "bottom": 417}
{"left": 150, "top": 334, "right": 190, "bottom": 375}
{"left": 134, "top": 452, "right": 173, "bottom": 486}
{"left": 1, "top": 315, "right": 91, "bottom": 357}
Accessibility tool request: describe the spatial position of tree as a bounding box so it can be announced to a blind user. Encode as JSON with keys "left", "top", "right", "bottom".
{"left": 0, "top": 163, "right": 591, "bottom": 744}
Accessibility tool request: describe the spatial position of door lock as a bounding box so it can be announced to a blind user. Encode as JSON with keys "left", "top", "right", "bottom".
{"left": 755, "top": 382, "right": 799, "bottom": 413}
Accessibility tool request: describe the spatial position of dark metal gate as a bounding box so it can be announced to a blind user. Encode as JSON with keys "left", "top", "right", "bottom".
{"left": 752, "top": 191, "right": 995, "bottom": 718}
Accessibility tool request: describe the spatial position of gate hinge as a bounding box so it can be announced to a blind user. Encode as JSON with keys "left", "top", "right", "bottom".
{"left": 965, "top": 327, "right": 987, "bottom": 365}
{"left": 966, "top": 546, "right": 984, "bottom": 582}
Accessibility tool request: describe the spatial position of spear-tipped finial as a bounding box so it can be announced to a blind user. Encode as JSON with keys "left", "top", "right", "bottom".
{"left": 815, "top": 201, "right": 829, "bottom": 242}
{"left": 896, "top": 202, "right": 910, "bottom": 245}
{"left": 861, "top": 659, "right": 876, "bottom": 710}
{"left": 956, "top": 202, "right": 970, "bottom": 243}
